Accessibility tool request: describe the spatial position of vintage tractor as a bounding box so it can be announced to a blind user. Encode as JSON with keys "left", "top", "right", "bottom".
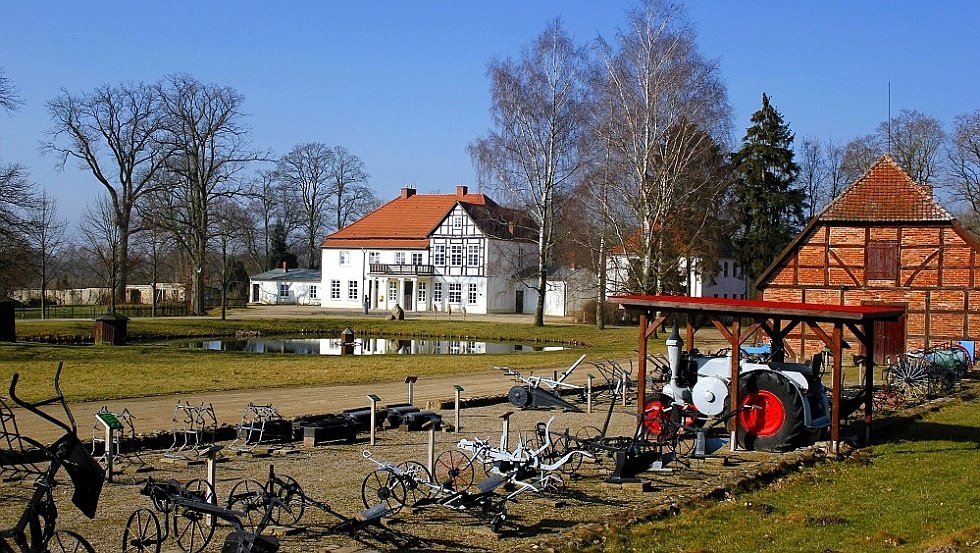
{"left": 645, "top": 324, "right": 831, "bottom": 452}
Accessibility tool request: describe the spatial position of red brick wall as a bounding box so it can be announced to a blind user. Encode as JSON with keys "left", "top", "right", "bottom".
{"left": 760, "top": 222, "right": 980, "bottom": 360}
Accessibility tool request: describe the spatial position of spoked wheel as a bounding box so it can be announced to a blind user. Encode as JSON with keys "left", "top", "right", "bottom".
{"left": 396, "top": 461, "right": 433, "bottom": 505}
{"left": 434, "top": 450, "right": 475, "bottom": 492}
{"left": 50, "top": 530, "right": 96, "bottom": 553}
{"left": 736, "top": 371, "right": 805, "bottom": 452}
{"left": 361, "top": 469, "right": 408, "bottom": 514}
{"left": 226, "top": 479, "right": 267, "bottom": 533}
{"left": 507, "top": 386, "right": 531, "bottom": 408}
{"left": 575, "top": 425, "right": 602, "bottom": 442}
{"left": 887, "top": 355, "right": 933, "bottom": 397}
{"left": 547, "top": 433, "right": 582, "bottom": 475}
{"left": 122, "top": 508, "right": 162, "bottom": 553}
{"left": 173, "top": 479, "right": 216, "bottom": 553}
{"left": 269, "top": 474, "right": 306, "bottom": 527}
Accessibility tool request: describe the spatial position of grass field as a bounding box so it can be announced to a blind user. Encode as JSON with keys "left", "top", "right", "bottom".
{"left": 2, "top": 317, "right": 638, "bottom": 401}
{"left": 576, "top": 386, "right": 980, "bottom": 553}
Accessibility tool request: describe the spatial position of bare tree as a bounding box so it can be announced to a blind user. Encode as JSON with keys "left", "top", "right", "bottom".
{"left": 824, "top": 137, "right": 848, "bottom": 199}
{"left": 274, "top": 143, "right": 332, "bottom": 268}
{"left": 44, "top": 81, "right": 170, "bottom": 303}
{"left": 151, "top": 74, "right": 263, "bottom": 314}
{"left": 797, "top": 136, "right": 828, "bottom": 219}
{"left": 841, "top": 110, "right": 946, "bottom": 185}
{"left": 469, "top": 18, "right": 589, "bottom": 326}
{"left": 948, "top": 109, "right": 980, "bottom": 229}
{"left": 592, "top": 0, "right": 731, "bottom": 295}
{"left": 79, "top": 195, "right": 122, "bottom": 311}
{"left": 326, "top": 145, "right": 373, "bottom": 231}
{"left": 0, "top": 68, "right": 22, "bottom": 114}
{"left": 25, "top": 189, "right": 66, "bottom": 318}
{"left": 211, "top": 198, "right": 249, "bottom": 319}
{"left": 243, "top": 170, "right": 298, "bottom": 271}
{"left": 841, "top": 133, "right": 882, "bottom": 184}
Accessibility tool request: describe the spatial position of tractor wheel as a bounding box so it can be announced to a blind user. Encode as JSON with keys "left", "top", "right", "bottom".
{"left": 736, "top": 371, "right": 805, "bottom": 452}
{"left": 507, "top": 386, "right": 530, "bottom": 408}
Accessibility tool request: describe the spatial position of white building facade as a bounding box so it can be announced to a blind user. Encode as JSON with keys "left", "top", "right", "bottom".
{"left": 320, "top": 186, "right": 537, "bottom": 314}
{"left": 606, "top": 253, "right": 748, "bottom": 299}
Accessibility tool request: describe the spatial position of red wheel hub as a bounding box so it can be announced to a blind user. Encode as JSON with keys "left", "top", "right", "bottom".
{"left": 642, "top": 399, "right": 668, "bottom": 435}
{"left": 738, "top": 390, "right": 785, "bottom": 437}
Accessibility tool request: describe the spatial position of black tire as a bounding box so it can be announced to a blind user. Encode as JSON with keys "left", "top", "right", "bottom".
{"left": 507, "top": 386, "right": 530, "bottom": 408}
{"left": 736, "top": 370, "right": 804, "bottom": 452}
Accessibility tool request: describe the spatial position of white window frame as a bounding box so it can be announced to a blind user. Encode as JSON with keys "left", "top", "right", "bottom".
{"left": 347, "top": 280, "right": 359, "bottom": 301}
{"left": 339, "top": 251, "right": 350, "bottom": 266}
{"left": 453, "top": 216, "right": 462, "bottom": 228}
{"left": 450, "top": 245, "right": 463, "bottom": 266}
{"left": 395, "top": 252, "right": 406, "bottom": 265}
{"left": 467, "top": 283, "right": 478, "bottom": 305}
{"left": 412, "top": 252, "right": 423, "bottom": 265}
{"left": 467, "top": 245, "right": 479, "bottom": 266}
{"left": 434, "top": 245, "right": 446, "bottom": 265}
{"left": 448, "top": 282, "right": 462, "bottom": 304}
{"left": 330, "top": 280, "right": 341, "bottom": 300}
{"left": 278, "top": 284, "right": 289, "bottom": 298}
{"left": 368, "top": 251, "right": 380, "bottom": 264}
{"left": 433, "top": 282, "right": 443, "bottom": 303}
{"left": 309, "top": 285, "right": 318, "bottom": 300}
{"left": 418, "top": 282, "right": 427, "bottom": 303}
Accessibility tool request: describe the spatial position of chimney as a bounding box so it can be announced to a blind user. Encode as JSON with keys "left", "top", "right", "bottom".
{"left": 456, "top": 185, "right": 468, "bottom": 196}
{"left": 507, "top": 221, "right": 515, "bottom": 235}
{"left": 282, "top": 261, "right": 287, "bottom": 272}
{"left": 401, "top": 187, "right": 416, "bottom": 199}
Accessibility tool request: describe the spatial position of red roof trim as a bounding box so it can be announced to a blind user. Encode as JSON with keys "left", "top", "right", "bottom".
{"left": 611, "top": 294, "right": 905, "bottom": 322}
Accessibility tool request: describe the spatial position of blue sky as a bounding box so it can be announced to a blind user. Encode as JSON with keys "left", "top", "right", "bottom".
{"left": 2, "top": 1, "right": 978, "bottom": 227}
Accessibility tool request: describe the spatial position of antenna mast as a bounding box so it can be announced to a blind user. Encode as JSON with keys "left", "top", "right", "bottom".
{"left": 887, "top": 82, "right": 892, "bottom": 155}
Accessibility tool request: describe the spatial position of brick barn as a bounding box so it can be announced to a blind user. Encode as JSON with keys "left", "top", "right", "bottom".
{"left": 756, "top": 155, "right": 980, "bottom": 363}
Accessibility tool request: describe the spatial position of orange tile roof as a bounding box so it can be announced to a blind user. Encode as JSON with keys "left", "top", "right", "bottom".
{"left": 322, "top": 187, "right": 494, "bottom": 248}
{"left": 819, "top": 155, "right": 951, "bottom": 222}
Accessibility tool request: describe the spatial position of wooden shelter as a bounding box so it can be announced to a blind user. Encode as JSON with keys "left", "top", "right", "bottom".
{"left": 612, "top": 294, "right": 904, "bottom": 453}
{"left": 757, "top": 155, "right": 980, "bottom": 362}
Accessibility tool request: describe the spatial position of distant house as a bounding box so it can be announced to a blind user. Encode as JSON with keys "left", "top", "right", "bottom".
{"left": 11, "top": 283, "right": 185, "bottom": 305}
{"left": 249, "top": 266, "right": 322, "bottom": 305}
{"left": 756, "top": 155, "right": 980, "bottom": 362}
{"left": 605, "top": 237, "right": 748, "bottom": 299}
{"left": 320, "top": 185, "right": 538, "bottom": 314}
{"left": 544, "top": 266, "right": 596, "bottom": 318}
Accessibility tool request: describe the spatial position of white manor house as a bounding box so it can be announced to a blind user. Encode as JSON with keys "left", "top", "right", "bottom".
{"left": 249, "top": 186, "right": 539, "bottom": 314}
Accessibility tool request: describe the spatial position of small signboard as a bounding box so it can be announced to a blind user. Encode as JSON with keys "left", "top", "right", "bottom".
{"left": 96, "top": 411, "right": 124, "bottom": 431}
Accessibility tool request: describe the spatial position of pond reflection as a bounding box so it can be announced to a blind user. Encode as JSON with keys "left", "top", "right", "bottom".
{"left": 180, "top": 337, "right": 567, "bottom": 355}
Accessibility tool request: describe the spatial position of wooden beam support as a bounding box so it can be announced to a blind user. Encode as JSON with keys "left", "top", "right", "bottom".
{"left": 729, "top": 318, "right": 741, "bottom": 452}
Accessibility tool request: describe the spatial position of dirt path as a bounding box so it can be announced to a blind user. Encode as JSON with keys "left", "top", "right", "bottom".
{"left": 10, "top": 359, "right": 622, "bottom": 445}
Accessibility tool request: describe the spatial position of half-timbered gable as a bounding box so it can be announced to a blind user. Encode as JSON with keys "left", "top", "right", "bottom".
{"left": 757, "top": 155, "right": 980, "bottom": 361}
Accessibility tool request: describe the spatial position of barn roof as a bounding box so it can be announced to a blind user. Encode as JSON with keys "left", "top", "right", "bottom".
{"left": 754, "top": 155, "right": 968, "bottom": 290}
{"left": 819, "top": 155, "right": 951, "bottom": 222}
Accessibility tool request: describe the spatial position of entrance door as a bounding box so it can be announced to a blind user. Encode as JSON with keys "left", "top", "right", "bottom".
{"left": 403, "top": 281, "right": 414, "bottom": 311}
{"left": 864, "top": 302, "right": 907, "bottom": 365}
{"left": 251, "top": 284, "right": 260, "bottom": 303}
{"left": 515, "top": 290, "right": 524, "bottom": 314}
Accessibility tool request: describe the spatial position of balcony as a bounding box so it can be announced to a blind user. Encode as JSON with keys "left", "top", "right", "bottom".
{"left": 368, "top": 263, "right": 435, "bottom": 277}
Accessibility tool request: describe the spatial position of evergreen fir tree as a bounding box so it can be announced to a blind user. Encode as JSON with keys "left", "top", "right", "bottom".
{"left": 731, "top": 93, "right": 805, "bottom": 291}
{"left": 267, "top": 221, "right": 298, "bottom": 270}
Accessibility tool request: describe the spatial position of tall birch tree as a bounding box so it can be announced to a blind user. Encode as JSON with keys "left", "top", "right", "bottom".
{"left": 469, "top": 18, "right": 588, "bottom": 326}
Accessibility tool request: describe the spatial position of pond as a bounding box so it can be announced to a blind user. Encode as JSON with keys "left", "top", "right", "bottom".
{"left": 178, "top": 336, "right": 569, "bottom": 355}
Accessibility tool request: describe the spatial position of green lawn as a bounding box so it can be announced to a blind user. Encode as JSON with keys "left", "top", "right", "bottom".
{"left": 2, "top": 317, "right": 638, "bottom": 401}
{"left": 577, "top": 387, "right": 980, "bottom": 553}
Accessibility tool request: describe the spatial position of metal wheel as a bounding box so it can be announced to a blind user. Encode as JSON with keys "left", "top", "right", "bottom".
{"left": 396, "top": 461, "right": 433, "bottom": 505}
{"left": 361, "top": 469, "right": 407, "bottom": 514}
{"left": 122, "top": 508, "right": 162, "bottom": 553}
{"left": 887, "top": 355, "right": 932, "bottom": 397}
{"left": 548, "top": 432, "right": 582, "bottom": 475}
{"left": 269, "top": 474, "right": 306, "bottom": 527}
{"left": 173, "top": 479, "right": 216, "bottom": 553}
{"left": 575, "top": 425, "right": 602, "bottom": 442}
{"left": 539, "top": 473, "right": 566, "bottom": 498}
{"left": 226, "top": 479, "right": 267, "bottom": 533}
{"left": 434, "top": 450, "right": 475, "bottom": 491}
{"left": 50, "top": 530, "right": 96, "bottom": 553}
